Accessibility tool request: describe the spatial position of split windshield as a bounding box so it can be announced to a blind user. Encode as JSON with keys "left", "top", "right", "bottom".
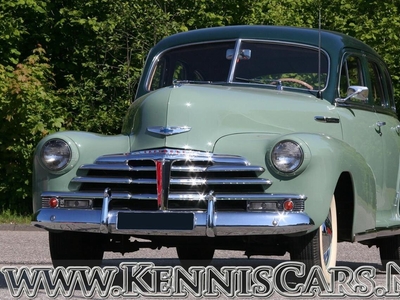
{"left": 148, "top": 40, "right": 328, "bottom": 91}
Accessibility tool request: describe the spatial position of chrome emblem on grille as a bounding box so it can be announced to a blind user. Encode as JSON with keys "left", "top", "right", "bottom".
{"left": 147, "top": 126, "right": 191, "bottom": 136}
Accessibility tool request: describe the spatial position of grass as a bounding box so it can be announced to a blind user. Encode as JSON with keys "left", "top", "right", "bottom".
{"left": 0, "top": 209, "right": 31, "bottom": 224}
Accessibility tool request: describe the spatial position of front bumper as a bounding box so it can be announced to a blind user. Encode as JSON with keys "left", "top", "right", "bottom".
{"left": 32, "top": 193, "right": 314, "bottom": 237}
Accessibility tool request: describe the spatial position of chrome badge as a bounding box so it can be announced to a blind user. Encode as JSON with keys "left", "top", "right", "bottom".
{"left": 147, "top": 126, "right": 191, "bottom": 136}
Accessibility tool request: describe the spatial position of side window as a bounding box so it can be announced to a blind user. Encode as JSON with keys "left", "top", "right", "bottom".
{"left": 339, "top": 55, "right": 364, "bottom": 98}
{"left": 383, "top": 68, "right": 395, "bottom": 110}
{"left": 367, "top": 60, "right": 385, "bottom": 107}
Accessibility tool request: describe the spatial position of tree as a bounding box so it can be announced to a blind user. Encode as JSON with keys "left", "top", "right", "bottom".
{"left": 0, "top": 46, "right": 65, "bottom": 213}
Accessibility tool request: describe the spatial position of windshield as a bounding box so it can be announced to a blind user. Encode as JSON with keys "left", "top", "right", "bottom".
{"left": 148, "top": 40, "right": 328, "bottom": 91}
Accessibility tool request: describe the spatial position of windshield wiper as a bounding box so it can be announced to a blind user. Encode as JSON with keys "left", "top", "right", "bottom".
{"left": 235, "top": 76, "right": 322, "bottom": 98}
{"left": 173, "top": 80, "right": 226, "bottom": 85}
{"left": 235, "top": 77, "right": 284, "bottom": 90}
{"left": 235, "top": 77, "right": 268, "bottom": 84}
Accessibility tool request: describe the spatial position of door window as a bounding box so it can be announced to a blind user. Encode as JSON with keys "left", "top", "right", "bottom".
{"left": 339, "top": 55, "right": 365, "bottom": 99}
{"left": 367, "top": 60, "right": 385, "bottom": 107}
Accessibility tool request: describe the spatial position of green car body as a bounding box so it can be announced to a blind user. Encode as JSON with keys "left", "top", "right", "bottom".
{"left": 32, "top": 25, "right": 400, "bottom": 274}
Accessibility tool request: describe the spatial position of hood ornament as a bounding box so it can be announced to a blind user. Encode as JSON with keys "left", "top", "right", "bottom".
{"left": 147, "top": 126, "right": 191, "bottom": 136}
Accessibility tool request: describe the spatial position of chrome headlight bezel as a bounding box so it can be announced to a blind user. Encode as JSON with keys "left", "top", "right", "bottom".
{"left": 269, "top": 139, "right": 310, "bottom": 176}
{"left": 40, "top": 138, "right": 74, "bottom": 173}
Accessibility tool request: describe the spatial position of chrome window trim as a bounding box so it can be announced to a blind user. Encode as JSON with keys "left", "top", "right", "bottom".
{"left": 227, "top": 38, "right": 242, "bottom": 83}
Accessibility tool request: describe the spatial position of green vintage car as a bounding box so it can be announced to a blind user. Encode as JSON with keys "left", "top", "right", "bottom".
{"left": 32, "top": 25, "right": 400, "bottom": 279}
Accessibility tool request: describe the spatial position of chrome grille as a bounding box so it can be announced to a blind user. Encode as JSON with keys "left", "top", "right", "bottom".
{"left": 72, "top": 149, "right": 273, "bottom": 211}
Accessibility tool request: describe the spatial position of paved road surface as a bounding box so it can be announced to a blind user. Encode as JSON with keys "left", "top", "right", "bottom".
{"left": 0, "top": 227, "right": 397, "bottom": 299}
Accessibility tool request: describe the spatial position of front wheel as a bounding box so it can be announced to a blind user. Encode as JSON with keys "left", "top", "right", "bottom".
{"left": 49, "top": 231, "right": 105, "bottom": 267}
{"left": 290, "top": 196, "right": 338, "bottom": 281}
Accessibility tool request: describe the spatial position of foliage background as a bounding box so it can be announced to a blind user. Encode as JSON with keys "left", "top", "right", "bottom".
{"left": 0, "top": 0, "right": 399, "bottom": 214}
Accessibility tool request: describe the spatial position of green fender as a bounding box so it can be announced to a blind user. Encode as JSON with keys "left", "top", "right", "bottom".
{"left": 32, "top": 131, "right": 131, "bottom": 212}
{"left": 214, "top": 132, "right": 376, "bottom": 234}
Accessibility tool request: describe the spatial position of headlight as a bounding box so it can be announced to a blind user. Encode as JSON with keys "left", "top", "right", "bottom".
{"left": 40, "top": 139, "right": 71, "bottom": 171}
{"left": 271, "top": 140, "right": 303, "bottom": 173}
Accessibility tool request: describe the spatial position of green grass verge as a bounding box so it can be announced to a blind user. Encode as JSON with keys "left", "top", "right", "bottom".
{"left": 0, "top": 209, "right": 31, "bottom": 224}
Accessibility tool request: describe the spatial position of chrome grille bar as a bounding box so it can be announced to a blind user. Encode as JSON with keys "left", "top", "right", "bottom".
{"left": 42, "top": 191, "right": 305, "bottom": 202}
{"left": 79, "top": 164, "right": 155, "bottom": 172}
{"left": 71, "top": 177, "right": 156, "bottom": 184}
{"left": 170, "top": 178, "right": 272, "bottom": 186}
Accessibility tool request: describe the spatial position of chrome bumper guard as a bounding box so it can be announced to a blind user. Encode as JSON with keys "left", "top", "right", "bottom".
{"left": 32, "top": 189, "right": 314, "bottom": 236}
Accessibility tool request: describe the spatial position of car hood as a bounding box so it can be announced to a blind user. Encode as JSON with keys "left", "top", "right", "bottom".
{"left": 123, "top": 84, "right": 340, "bottom": 152}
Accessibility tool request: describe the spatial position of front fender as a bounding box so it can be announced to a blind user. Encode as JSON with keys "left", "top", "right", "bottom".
{"left": 32, "top": 131, "right": 131, "bottom": 212}
{"left": 214, "top": 133, "right": 376, "bottom": 233}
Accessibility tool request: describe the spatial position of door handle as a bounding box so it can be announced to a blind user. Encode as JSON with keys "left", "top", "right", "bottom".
{"left": 376, "top": 121, "right": 386, "bottom": 136}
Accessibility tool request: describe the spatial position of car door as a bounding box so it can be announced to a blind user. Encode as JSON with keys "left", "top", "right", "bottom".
{"left": 366, "top": 57, "right": 400, "bottom": 227}
{"left": 336, "top": 52, "right": 384, "bottom": 234}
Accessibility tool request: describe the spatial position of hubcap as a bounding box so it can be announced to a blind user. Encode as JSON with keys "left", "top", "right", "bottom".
{"left": 321, "top": 209, "right": 333, "bottom": 266}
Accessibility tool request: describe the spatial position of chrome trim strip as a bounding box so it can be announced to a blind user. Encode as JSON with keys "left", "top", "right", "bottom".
{"left": 170, "top": 178, "right": 272, "bottom": 186}
{"left": 93, "top": 151, "right": 251, "bottom": 165}
{"left": 80, "top": 165, "right": 155, "bottom": 172}
{"left": 159, "top": 159, "right": 172, "bottom": 210}
{"left": 171, "top": 166, "right": 208, "bottom": 172}
{"left": 205, "top": 165, "right": 265, "bottom": 173}
{"left": 228, "top": 39, "right": 242, "bottom": 83}
{"left": 71, "top": 177, "right": 156, "bottom": 185}
{"left": 219, "top": 193, "right": 306, "bottom": 200}
{"left": 171, "top": 165, "right": 265, "bottom": 173}
{"left": 42, "top": 191, "right": 306, "bottom": 202}
{"left": 42, "top": 191, "right": 125, "bottom": 199}
{"left": 32, "top": 208, "right": 314, "bottom": 236}
{"left": 42, "top": 191, "right": 155, "bottom": 200}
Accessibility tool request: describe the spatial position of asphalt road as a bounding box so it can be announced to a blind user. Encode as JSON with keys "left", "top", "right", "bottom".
{"left": 0, "top": 227, "right": 398, "bottom": 299}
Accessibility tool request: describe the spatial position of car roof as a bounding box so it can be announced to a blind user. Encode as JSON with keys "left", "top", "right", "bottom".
{"left": 150, "top": 25, "right": 378, "bottom": 57}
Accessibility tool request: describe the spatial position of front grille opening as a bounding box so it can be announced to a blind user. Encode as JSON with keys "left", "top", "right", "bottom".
{"left": 168, "top": 200, "right": 208, "bottom": 210}
{"left": 87, "top": 169, "right": 156, "bottom": 179}
{"left": 109, "top": 199, "right": 158, "bottom": 211}
{"left": 128, "top": 160, "right": 156, "bottom": 167}
{"left": 93, "top": 199, "right": 103, "bottom": 208}
{"left": 80, "top": 183, "right": 157, "bottom": 194}
{"left": 216, "top": 200, "right": 247, "bottom": 211}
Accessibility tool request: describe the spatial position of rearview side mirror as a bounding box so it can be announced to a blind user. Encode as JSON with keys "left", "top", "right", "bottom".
{"left": 335, "top": 86, "right": 369, "bottom": 103}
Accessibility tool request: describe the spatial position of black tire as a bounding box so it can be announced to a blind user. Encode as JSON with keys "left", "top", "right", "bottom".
{"left": 378, "top": 235, "right": 400, "bottom": 270}
{"left": 176, "top": 245, "right": 215, "bottom": 268}
{"left": 290, "top": 196, "right": 337, "bottom": 281}
{"left": 49, "top": 231, "right": 105, "bottom": 268}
